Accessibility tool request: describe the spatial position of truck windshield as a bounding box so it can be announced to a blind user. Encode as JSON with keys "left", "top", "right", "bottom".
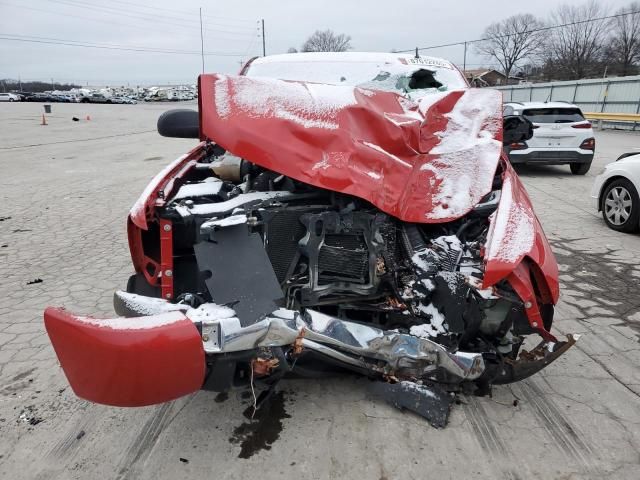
{"left": 245, "top": 57, "right": 467, "bottom": 97}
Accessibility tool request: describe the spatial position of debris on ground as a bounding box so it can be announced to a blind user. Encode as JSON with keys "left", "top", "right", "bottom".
{"left": 18, "top": 406, "right": 43, "bottom": 426}
{"left": 26, "top": 279, "right": 43, "bottom": 285}
{"left": 370, "top": 381, "right": 454, "bottom": 428}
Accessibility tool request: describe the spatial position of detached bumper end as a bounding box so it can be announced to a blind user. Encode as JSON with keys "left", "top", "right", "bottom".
{"left": 44, "top": 307, "right": 206, "bottom": 407}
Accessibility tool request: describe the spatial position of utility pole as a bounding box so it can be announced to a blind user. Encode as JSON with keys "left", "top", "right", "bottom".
{"left": 199, "top": 8, "right": 205, "bottom": 73}
{"left": 51, "top": 78, "right": 54, "bottom": 91}
{"left": 462, "top": 42, "right": 468, "bottom": 74}
{"left": 415, "top": 47, "right": 419, "bottom": 59}
{"left": 261, "top": 19, "right": 266, "bottom": 56}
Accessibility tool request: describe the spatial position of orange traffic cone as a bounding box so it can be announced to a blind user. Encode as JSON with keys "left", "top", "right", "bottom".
{"left": 41, "top": 114, "right": 47, "bottom": 126}
{"left": 86, "top": 115, "right": 91, "bottom": 121}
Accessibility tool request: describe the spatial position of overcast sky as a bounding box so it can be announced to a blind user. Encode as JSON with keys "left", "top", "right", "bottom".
{"left": 0, "top": 0, "right": 634, "bottom": 86}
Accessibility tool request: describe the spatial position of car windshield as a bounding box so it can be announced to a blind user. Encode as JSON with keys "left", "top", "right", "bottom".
{"left": 245, "top": 56, "right": 467, "bottom": 98}
{"left": 522, "top": 107, "right": 585, "bottom": 123}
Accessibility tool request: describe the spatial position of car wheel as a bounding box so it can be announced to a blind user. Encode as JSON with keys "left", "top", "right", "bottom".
{"left": 570, "top": 161, "right": 592, "bottom": 175}
{"left": 106, "top": 100, "right": 112, "bottom": 104}
{"left": 601, "top": 178, "right": 640, "bottom": 233}
{"left": 9, "top": 98, "right": 14, "bottom": 102}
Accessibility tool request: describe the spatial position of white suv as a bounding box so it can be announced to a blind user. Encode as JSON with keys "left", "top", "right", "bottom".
{"left": 503, "top": 101, "right": 595, "bottom": 175}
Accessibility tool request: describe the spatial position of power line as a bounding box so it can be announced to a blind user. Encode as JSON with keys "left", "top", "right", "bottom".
{"left": 54, "top": 0, "right": 258, "bottom": 26}
{"left": 0, "top": 2, "right": 258, "bottom": 42}
{"left": 0, "top": 33, "right": 249, "bottom": 56}
{"left": 396, "top": 9, "right": 640, "bottom": 53}
{"left": 40, "top": 0, "right": 258, "bottom": 36}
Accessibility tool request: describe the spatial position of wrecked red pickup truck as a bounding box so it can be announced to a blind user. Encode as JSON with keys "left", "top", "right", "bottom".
{"left": 44, "top": 53, "right": 577, "bottom": 427}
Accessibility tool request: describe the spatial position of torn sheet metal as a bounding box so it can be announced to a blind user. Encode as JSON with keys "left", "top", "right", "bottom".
{"left": 492, "top": 334, "right": 580, "bottom": 385}
{"left": 369, "top": 381, "right": 454, "bottom": 428}
{"left": 198, "top": 74, "right": 503, "bottom": 223}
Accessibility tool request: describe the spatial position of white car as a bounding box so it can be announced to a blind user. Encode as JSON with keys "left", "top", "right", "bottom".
{"left": 591, "top": 153, "right": 640, "bottom": 232}
{"left": 503, "top": 101, "right": 595, "bottom": 175}
{"left": 0, "top": 92, "right": 20, "bottom": 102}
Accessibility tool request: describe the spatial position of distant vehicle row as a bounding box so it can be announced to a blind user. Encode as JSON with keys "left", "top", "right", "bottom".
{"left": 0, "top": 91, "right": 196, "bottom": 103}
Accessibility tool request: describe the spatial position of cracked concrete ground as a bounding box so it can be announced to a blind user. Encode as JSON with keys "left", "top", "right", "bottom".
{"left": 1, "top": 102, "right": 639, "bottom": 479}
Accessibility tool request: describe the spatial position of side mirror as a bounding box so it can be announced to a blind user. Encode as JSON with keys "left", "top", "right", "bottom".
{"left": 157, "top": 109, "right": 199, "bottom": 138}
{"left": 503, "top": 115, "right": 533, "bottom": 145}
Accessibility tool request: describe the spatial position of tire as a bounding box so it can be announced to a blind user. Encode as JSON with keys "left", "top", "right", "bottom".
{"left": 601, "top": 178, "right": 640, "bottom": 233}
{"left": 106, "top": 100, "right": 112, "bottom": 104}
{"left": 570, "top": 161, "right": 592, "bottom": 175}
{"left": 9, "top": 98, "right": 14, "bottom": 102}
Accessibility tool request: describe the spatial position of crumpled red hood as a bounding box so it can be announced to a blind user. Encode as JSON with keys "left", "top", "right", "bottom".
{"left": 198, "top": 74, "right": 503, "bottom": 223}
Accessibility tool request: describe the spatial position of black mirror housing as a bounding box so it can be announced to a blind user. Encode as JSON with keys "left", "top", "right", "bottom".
{"left": 503, "top": 115, "right": 533, "bottom": 145}
{"left": 157, "top": 109, "right": 199, "bottom": 138}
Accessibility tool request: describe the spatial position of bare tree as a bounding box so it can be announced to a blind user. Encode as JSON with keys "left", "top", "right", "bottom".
{"left": 301, "top": 30, "right": 352, "bottom": 52}
{"left": 475, "top": 13, "right": 545, "bottom": 80}
{"left": 546, "top": 0, "right": 609, "bottom": 79}
{"left": 606, "top": 2, "right": 640, "bottom": 76}
{"left": 287, "top": 47, "right": 298, "bottom": 53}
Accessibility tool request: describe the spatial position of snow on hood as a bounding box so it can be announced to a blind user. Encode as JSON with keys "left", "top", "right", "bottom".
{"left": 198, "top": 73, "right": 503, "bottom": 223}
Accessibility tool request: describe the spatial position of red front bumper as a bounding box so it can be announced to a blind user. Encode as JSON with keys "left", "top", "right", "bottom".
{"left": 44, "top": 307, "right": 205, "bottom": 407}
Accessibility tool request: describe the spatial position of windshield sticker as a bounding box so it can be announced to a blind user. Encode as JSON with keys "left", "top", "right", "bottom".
{"left": 400, "top": 57, "right": 454, "bottom": 69}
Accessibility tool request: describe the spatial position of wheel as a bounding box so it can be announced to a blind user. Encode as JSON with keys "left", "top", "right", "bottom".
{"left": 106, "top": 100, "right": 112, "bottom": 104}
{"left": 601, "top": 178, "right": 640, "bottom": 233}
{"left": 9, "top": 98, "right": 14, "bottom": 102}
{"left": 570, "top": 161, "right": 592, "bottom": 175}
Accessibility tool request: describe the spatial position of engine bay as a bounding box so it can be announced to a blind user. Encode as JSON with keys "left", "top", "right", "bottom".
{"left": 128, "top": 144, "right": 551, "bottom": 384}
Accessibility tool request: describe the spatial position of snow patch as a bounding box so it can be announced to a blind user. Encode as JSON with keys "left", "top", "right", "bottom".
{"left": 485, "top": 176, "right": 535, "bottom": 263}
{"left": 201, "top": 214, "right": 248, "bottom": 230}
{"left": 186, "top": 303, "right": 237, "bottom": 322}
{"left": 410, "top": 304, "right": 447, "bottom": 337}
{"left": 130, "top": 154, "right": 188, "bottom": 220}
{"left": 214, "top": 76, "right": 357, "bottom": 130}
{"left": 419, "top": 89, "right": 502, "bottom": 219}
{"left": 175, "top": 191, "right": 291, "bottom": 217}
{"left": 75, "top": 311, "right": 186, "bottom": 330}
{"left": 172, "top": 178, "right": 223, "bottom": 200}
{"left": 116, "top": 291, "right": 189, "bottom": 316}
{"left": 399, "top": 381, "right": 438, "bottom": 399}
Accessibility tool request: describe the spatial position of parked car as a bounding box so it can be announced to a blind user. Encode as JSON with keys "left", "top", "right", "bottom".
{"left": 0, "top": 92, "right": 20, "bottom": 102}
{"left": 43, "top": 52, "right": 575, "bottom": 427}
{"left": 12, "top": 91, "right": 34, "bottom": 101}
{"left": 80, "top": 93, "right": 112, "bottom": 104}
{"left": 503, "top": 101, "right": 595, "bottom": 175}
{"left": 591, "top": 152, "right": 640, "bottom": 233}
{"left": 30, "top": 93, "right": 57, "bottom": 102}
